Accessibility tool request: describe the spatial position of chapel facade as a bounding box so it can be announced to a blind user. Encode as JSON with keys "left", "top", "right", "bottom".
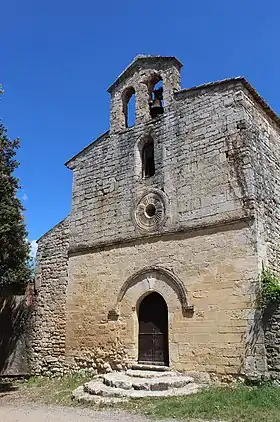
{"left": 32, "top": 55, "right": 280, "bottom": 380}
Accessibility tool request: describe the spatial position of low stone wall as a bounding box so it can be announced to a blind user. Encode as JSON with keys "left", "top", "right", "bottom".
{"left": 34, "top": 351, "right": 123, "bottom": 378}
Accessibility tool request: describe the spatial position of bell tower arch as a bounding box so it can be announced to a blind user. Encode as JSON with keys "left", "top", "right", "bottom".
{"left": 107, "top": 55, "right": 183, "bottom": 133}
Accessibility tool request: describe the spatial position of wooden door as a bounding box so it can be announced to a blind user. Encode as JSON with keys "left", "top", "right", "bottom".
{"left": 138, "top": 292, "right": 169, "bottom": 366}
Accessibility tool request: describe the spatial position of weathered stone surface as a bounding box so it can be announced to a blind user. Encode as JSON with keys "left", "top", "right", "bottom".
{"left": 126, "top": 369, "right": 176, "bottom": 378}
{"left": 78, "top": 381, "right": 201, "bottom": 399}
{"left": 85, "top": 380, "right": 128, "bottom": 397}
{"left": 130, "top": 364, "right": 170, "bottom": 372}
{"left": 264, "top": 305, "right": 280, "bottom": 380}
{"left": 103, "top": 373, "right": 132, "bottom": 390}
{"left": 73, "top": 369, "right": 202, "bottom": 403}
{"left": 103, "top": 371, "right": 193, "bottom": 391}
{"left": 73, "top": 385, "right": 127, "bottom": 404}
{"left": 183, "top": 371, "right": 212, "bottom": 385}
{"left": 30, "top": 218, "right": 70, "bottom": 374}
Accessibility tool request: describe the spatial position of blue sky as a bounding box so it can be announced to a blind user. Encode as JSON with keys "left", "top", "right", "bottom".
{"left": 1, "top": 0, "right": 280, "bottom": 254}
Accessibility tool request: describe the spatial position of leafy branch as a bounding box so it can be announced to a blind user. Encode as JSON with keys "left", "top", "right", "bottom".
{"left": 260, "top": 269, "right": 280, "bottom": 309}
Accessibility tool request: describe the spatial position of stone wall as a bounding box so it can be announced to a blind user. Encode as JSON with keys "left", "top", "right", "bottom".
{"left": 31, "top": 218, "right": 69, "bottom": 375}
{"left": 240, "top": 90, "right": 280, "bottom": 272}
{"left": 67, "top": 80, "right": 254, "bottom": 256}
{"left": 236, "top": 89, "right": 280, "bottom": 380}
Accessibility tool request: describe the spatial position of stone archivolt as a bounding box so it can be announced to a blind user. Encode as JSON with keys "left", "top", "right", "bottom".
{"left": 113, "top": 266, "right": 192, "bottom": 316}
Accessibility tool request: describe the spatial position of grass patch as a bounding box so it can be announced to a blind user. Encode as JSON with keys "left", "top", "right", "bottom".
{"left": 123, "top": 385, "right": 280, "bottom": 422}
{"left": 16, "top": 373, "right": 92, "bottom": 406}
{"left": 3, "top": 375, "right": 280, "bottom": 421}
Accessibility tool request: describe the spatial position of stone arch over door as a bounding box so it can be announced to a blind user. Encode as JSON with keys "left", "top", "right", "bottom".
{"left": 114, "top": 266, "right": 191, "bottom": 316}
{"left": 111, "top": 266, "right": 193, "bottom": 367}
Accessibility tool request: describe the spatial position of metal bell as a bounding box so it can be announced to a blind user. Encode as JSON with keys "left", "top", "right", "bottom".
{"left": 149, "top": 87, "right": 164, "bottom": 118}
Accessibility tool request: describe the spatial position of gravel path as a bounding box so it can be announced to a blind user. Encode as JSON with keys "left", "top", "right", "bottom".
{"left": 0, "top": 405, "right": 178, "bottom": 422}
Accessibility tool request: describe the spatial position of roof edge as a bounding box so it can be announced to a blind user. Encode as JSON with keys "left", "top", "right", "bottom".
{"left": 107, "top": 55, "right": 183, "bottom": 94}
{"left": 241, "top": 79, "right": 280, "bottom": 128}
{"left": 175, "top": 77, "right": 280, "bottom": 128}
{"left": 65, "top": 130, "right": 110, "bottom": 169}
{"left": 37, "top": 215, "right": 69, "bottom": 243}
{"left": 175, "top": 76, "right": 245, "bottom": 95}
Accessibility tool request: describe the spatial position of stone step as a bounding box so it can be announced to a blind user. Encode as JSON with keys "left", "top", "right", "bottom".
{"left": 126, "top": 369, "right": 177, "bottom": 378}
{"left": 84, "top": 380, "right": 128, "bottom": 397}
{"left": 73, "top": 382, "right": 202, "bottom": 404}
{"left": 130, "top": 383, "right": 201, "bottom": 398}
{"left": 131, "top": 363, "right": 169, "bottom": 372}
{"left": 72, "top": 369, "right": 208, "bottom": 405}
{"left": 103, "top": 372, "right": 194, "bottom": 391}
{"left": 73, "top": 386, "right": 128, "bottom": 405}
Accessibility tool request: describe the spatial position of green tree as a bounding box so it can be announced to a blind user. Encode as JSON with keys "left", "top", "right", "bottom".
{"left": 0, "top": 91, "right": 31, "bottom": 290}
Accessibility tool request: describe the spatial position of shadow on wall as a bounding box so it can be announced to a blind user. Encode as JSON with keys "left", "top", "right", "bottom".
{"left": 0, "top": 293, "right": 31, "bottom": 376}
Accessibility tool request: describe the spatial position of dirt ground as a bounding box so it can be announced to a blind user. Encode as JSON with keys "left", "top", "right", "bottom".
{"left": 0, "top": 383, "right": 175, "bottom": 422}
{"left": 0, "top": 388, "right": 170, "bottom": 422}
{"left": 0, "top": 404, "right": 169, "bottom": 422}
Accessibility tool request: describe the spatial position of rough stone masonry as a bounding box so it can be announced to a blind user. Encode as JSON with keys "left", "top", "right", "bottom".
{"left": 31, "top": 55, "right": 280, "bottom": 381}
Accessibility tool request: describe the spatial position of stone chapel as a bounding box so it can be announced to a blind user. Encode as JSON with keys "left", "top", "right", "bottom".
{"left": 32, "top": 55, "right": 280, "bottom": 380}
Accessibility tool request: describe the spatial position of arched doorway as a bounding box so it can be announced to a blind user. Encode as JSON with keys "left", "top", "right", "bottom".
{"left": 138, "top": 292, "right": 169, "bottom": 366}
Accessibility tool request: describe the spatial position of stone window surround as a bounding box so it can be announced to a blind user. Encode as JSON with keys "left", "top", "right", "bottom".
{"left": 141, "top": 139, "right": 155, "bottom": 179}
{"left": 134, "top": 134, "right": 156, "bottom": 180}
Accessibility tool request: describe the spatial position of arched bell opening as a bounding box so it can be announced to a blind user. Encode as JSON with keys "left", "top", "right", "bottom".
{"left": 122, "top": 86, "right": 136, "bottom": 128}
{"left": 147, "top": 74, "right": 164, "bottom": 119}
{"left": 138, "top": 291, "right": 169, "bottom": 366}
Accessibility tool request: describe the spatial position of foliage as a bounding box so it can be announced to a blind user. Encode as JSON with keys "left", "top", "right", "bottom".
{"left": 124, "top": 385, "right": 280, "bottom": 422}
{"left": 261, "top": 269, "right": 280, "bottom": 308}
{"left": 0, "top": 91, "right": 31, "bottom": 288}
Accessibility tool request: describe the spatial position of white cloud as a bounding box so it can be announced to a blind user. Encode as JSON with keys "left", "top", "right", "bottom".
{"left": 22, "top": 192, "right": 28, "bottom": 201}
{"left": 30, "top": 240, "right": 38, "bottom": 259}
